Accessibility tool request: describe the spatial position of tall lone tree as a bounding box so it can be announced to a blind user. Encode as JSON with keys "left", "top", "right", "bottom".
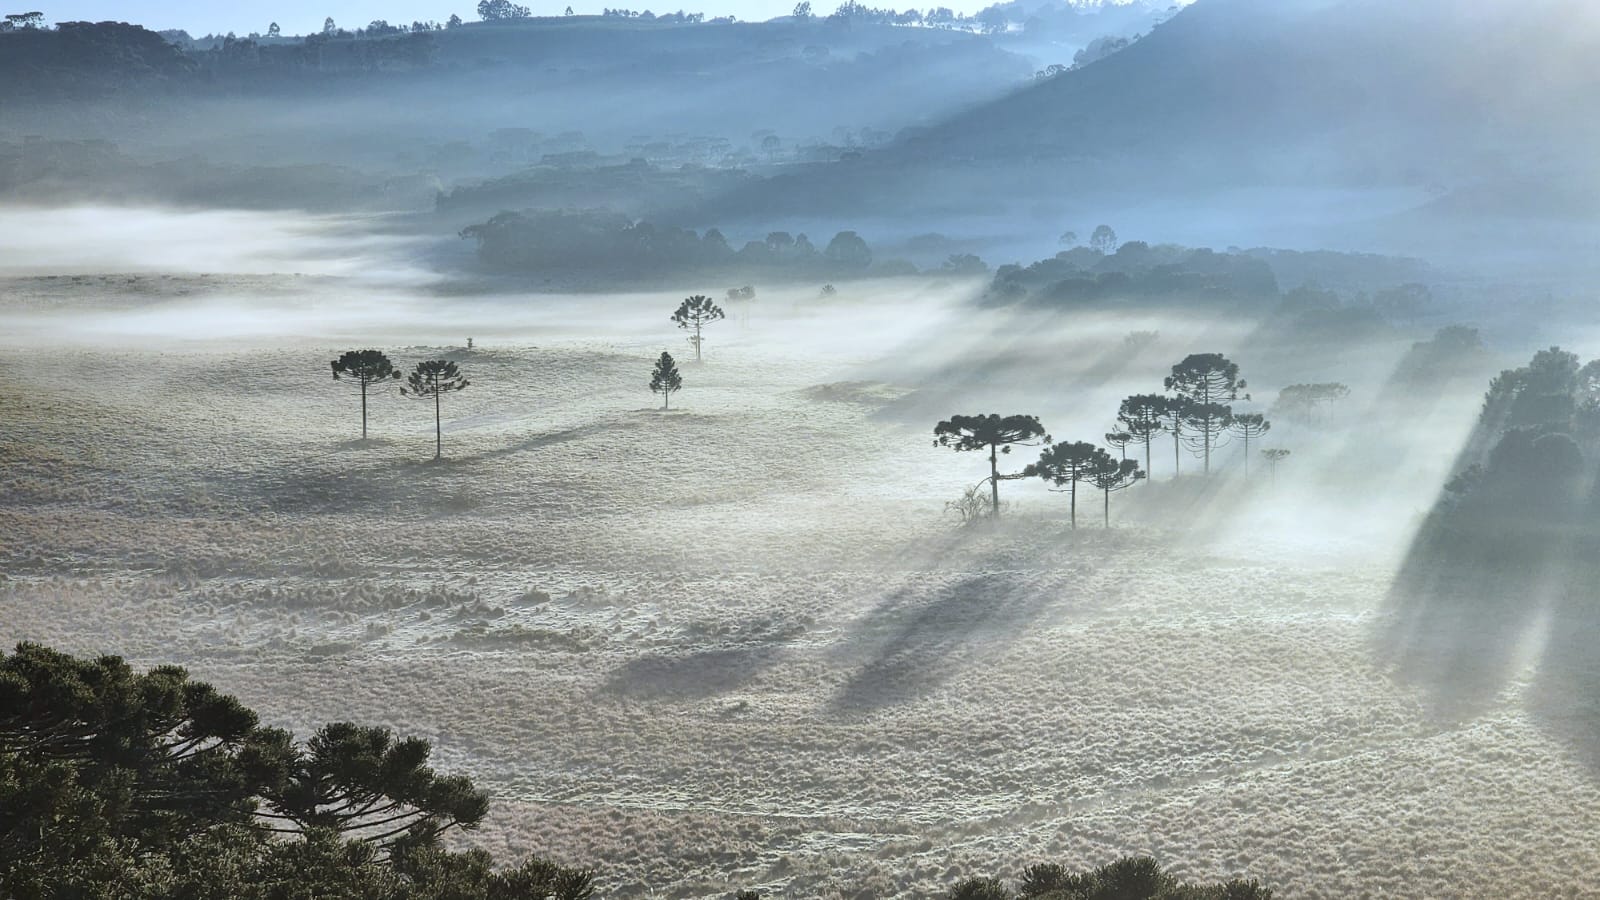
{"left": 1117, "top": 394, "right": 1168, "bottom": 483}
{"left": 1228, "top": 413, "right": 1271, "bottom": 478}
{"left": 1165, "top": 353, "right": 1246, "bottom": 475}
{"left": 1025, "top": 441, "right": 1109, "bottom": 529}
{"left": 1090, "top": 456, "right": 1144, "bottom": 527}
{"left": 650, "top": 351, "right": 683, "bottom": 409}
{"left": 331, "top": 349, "right": 401, "bottom": 440}
{"left": 402, "top": 360, "right": 470, "bottom": 459}
{"left": 671, "top": 295, "right": 726, "bottom": 361}
{"left": 934, "top": 414, "right": 1050, "bottom": 519}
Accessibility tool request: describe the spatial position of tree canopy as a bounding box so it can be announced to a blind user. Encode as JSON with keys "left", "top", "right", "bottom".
{"left": 934, "top": 414, "right": 1050, "bottom": 519}
{"left": 0, "top": 642, "right": 594, "bottom": 899}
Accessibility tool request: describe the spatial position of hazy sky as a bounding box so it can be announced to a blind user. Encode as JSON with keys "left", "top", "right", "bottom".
{"left": 42, "top": 1, "right": 1001, "bottom": 34}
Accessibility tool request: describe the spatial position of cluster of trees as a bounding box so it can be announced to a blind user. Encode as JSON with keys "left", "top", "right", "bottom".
{"left": 0, "top": 10, "right": 43, "bottom": 31}
{"left": 939, "top": 856, "right": 1272, "bottom": 900}
{"left": 600, "top": 9, "right": 709, "bottom": 22}
{"left": 331, "top": 351, "right": 469, "bottom": 458}
{"left": 648, "top": 294, "right": 730, "bottom": 408}
{"left": 478, "top": 0, "right": 533, "bottom": 19}
{"left": 987, "top": 240, "right": 1281, "bottom": 309}
{"left": 933, "top": 414, "right": 1140, "bottom": 530}
{"left": 1033, "top": 36, "right": 1132, "bottom": 79}
{"left": 459, "top": 209, "right": 877, "bottom": 279}
{"left": 936, "top": 354, "right": 1295, "bottom": 526}
{"left": 788, "top": 2, "right": 981, "bottom": 29}
{"left": 0, "top": 643, "right": 596, "bottom": 898}
{"left": 986, "top": 239, "right": 1435, "bottom": 334}
{"left": 1443, "top": 346, "right": 1600, "bottom": 512}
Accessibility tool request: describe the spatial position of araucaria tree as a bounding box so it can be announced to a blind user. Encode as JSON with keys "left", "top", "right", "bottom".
{"left": 1182, "top": 401, "right": 1235, "bottom": 472}
{"left": 671, "top": 295, "right": 726, "bottom": 361}
{"left": 1090, "top": 457, "right": 1144, "bottom": 527}
{"left": 402, "top": 360, "right": 470, "bottom": 459}
{"left": 1105, "top": 431, "right": 1134, "bottom": 461}
{"left": 1117, "top": 394, "right": 1168, "bottom": 482}
{"left": 1025, "top": 441, "right": 1109, "bottom": 529}
{"left": 934, "top": 414, "right": 1050, "bottom": 519}
{"left": 1165, "top": 353, "right": 1246, "bottom": 475}
{"left": 1157, "top": 395, "right": 1192, "bottom": 479}
{"left": 331, "top": 349, "right": 400, "bottom": 440}
{"left": 650, "top": 351, "right": 683, "bottom": 409}
{"left": 1229, "top": 413, "right": 1271, "bottom": 477}
{"left": 1261, "top": 448, "right": 1292, "bottom": 482}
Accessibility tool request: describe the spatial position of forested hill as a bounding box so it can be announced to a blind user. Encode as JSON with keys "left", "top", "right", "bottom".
{"left": 703, "top": 0, "right": 1600, "bottom": 234}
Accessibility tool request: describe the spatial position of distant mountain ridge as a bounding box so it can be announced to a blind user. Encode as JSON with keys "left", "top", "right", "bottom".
{"left": 705, "top": 0, "right": 1600, "bottom": 250}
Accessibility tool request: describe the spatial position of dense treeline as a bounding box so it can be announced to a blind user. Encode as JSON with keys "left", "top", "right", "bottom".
{"left": 460, "top": 208, "right": 882, "bottom": 278}
{"left": 942, "top": 857, "right": 1272, "bottom": 900}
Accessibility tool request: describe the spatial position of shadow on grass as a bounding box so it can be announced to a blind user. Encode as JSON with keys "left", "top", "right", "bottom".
{"left": 829, "top": 570, "right": 1053, "bottom": 714}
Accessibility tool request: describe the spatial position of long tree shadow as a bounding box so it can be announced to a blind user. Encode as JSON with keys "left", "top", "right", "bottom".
{"left": 603, "top": 646, "right": 785, "bottom": 700}
{"left": 829, "top": 571, "right": 1054, "bottom": 714}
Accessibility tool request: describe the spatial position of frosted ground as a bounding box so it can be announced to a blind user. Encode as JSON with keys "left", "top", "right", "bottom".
{"left": 3, "top": 213, "right": 1599, "bottom": 898}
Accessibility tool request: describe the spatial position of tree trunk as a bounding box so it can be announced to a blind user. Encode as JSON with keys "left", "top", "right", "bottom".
{"left": 1203, "top": 424, "right": 1211, "bottom": 475}
{"left": 1172, "top": 430, "right": 1181, "bottom": 480}
{"left": 1103, "top": 487, "right": 1110, "bottom": 528}
{"left": 1069, "top": 478, "right": 1077, "bottom": 530}
{"left": 989, "top": 443, "right": 1000, "bottom": 518}
{"left": 695, "top": 323, "right": 702, "bottom": 361}
{"left": 1243, "top": 433, "right": 1251, "bottom": 479}
{"left": 1145, "top": 438, "right": 1153, "bottom": 486}
{"left": 360, "top": 380, "right": 369, "bottom": 440}
{"left": 433, "top": 381, "right": 441, "bottom": 460}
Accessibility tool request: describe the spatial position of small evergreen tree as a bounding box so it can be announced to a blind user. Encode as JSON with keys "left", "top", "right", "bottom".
{"left": 650, "top": 352, "right": 683, "bottom": 409}
{"left": 671, "top": 295, "right": 726, "bottom": 361}
{"left": 331, "top": 349, "right": 401, "bottom": 440}
{"left": 402, "top": 360, "right": 470, "bottom": 459}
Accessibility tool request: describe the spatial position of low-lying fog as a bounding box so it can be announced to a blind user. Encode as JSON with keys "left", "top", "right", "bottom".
{"left": 6, "top": 200, "right": 1599, "bottom": 899}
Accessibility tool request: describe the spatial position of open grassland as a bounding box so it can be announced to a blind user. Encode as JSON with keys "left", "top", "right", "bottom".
{"left": 3, "top": 283, "right": 1597, "bottom": 899}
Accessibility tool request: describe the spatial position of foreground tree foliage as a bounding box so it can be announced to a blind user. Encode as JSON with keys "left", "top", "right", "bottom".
{"left": 0, "top": 643, "right": 594, "bottom": 899}
{"left": 950, "top": 856, "right": 1273, "bottom": 900}
{"left": 935, "top": 414, "right": 1051, "bottom": 519}
{"left": 332, "top": 349, "right": 402, "bottom": 440}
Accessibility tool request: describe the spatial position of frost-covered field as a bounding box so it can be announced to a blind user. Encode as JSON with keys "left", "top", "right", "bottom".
{"left": 4, "top": 268, "right": 1600, "bottom": 899}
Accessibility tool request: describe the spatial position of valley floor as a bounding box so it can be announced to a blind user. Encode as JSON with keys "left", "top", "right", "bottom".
{"left": 3, "top": 282, "right": 1597, "bottom": 898}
